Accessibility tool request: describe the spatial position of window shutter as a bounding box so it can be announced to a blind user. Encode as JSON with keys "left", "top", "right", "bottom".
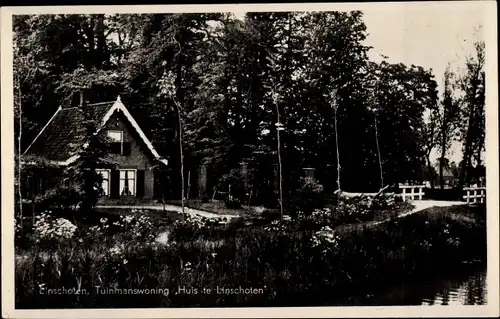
{"left": 136, "top": 170, "right": 145, "bottom": 198}
{"left": 110, "top": 169, "right": 120, "bottom": 198}
{"left": 109, "top": 142, "right": 121, "bottom": 154}
{"left": 33, "top": 176, "right": 39, "bottom": 195}
{"left": 122, "top": 142, "right": 131, "bottom": 156}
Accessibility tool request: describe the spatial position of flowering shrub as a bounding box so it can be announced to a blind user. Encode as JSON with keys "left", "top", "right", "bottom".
{"left": 87, "top": 225, "right": 100, "bottom": 235}
{"left": 263, "top": 219, "right": 287, "bottom": 232}
{"left": 327, "top": 193, "right": 399, "bottom": 223}
{"left": 109, "top": 244, "right": 124, "bottom": 258}
{"left": 88, "top": 212, "right": 156, "bottom": 239}
{"left": 15, "top": 204, "right": 485, "bottom": 308}
{"left": 311, "top": 226, "right": 341, "bottom": 254}
{"left": 337, "top": 201, "right": 371, "bottom": 221}
{"left": 311, "top": 207, "right": 335, "bottom": 225}
{"left": 127, "top": 214, "right": 155, "bottom": 238}
{"left": 15, "top": 217, "right": 23, "bottom": 237}
{"left": 370, "top": 193, "right": 397, "bottom": 209}
{"left": 33, "top": 212, "right": 78, "bottom": 242}
{"left": 169, "top": 214, "right": 229, "bottom": 241}
{"left": 155, "top": 230, "right": 171, "bottom": 246}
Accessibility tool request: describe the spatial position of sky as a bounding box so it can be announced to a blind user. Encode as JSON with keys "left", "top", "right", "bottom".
{"left": 362, "top": 5, "right": 485, "bottom": 98}
{"left": 361, "top": 4, "right": 486, "bottom": 165}
{"left": 231, "top": 4, "right": 487, "bottom": 165}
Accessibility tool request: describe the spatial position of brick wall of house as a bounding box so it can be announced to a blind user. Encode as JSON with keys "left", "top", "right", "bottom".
{"left": 145, "top": 169, "right": 154, "bottom": 199}
{"left": 98, "top": 110, "right": 156, "bottom": 202}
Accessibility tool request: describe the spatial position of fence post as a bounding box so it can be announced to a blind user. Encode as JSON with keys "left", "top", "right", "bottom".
{"left": 418, "top": 187, "right": 422, "bottom": 200}
{"left": 402, "top": 188, "right": 406, "bottom": 202}
{"left": 466, "top": 189, "right": 470, "bottom": 204}
{"left": 410, "top": 187, "right": 414, "bottom": 201}
{"left": 473, "top": 189, "right": 477, "bottom": 204}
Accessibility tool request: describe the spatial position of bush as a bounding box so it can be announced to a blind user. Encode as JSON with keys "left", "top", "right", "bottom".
{"left": 14, "top": 201, "right": 485, "bottom": 308}
{"left": 16, "top": 204, "right": 486, "bottom": 308}
{"left": 225, "top": 198, "right": 241, "bottom": 209}
{"left": 290, "top": 178, "right": 325, "bottom": 216}
{"left": 201, "top": 196, "right": 210, "bottom": 203}
{"left": 259, "top": 190, "right": 278, "bottom": 208}
{"left": 33, "top": 211, "right": 78, "bottom": 244}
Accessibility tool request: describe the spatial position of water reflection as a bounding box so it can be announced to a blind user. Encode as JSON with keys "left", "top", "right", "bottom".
{"left": 334, "top": 265, "right": 487, "bottom": 306}
{"left": 420, "top": 267, "right": 487, "bottom": 305}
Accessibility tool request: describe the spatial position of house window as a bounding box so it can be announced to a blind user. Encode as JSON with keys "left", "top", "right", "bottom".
{"left": 96, "top": 169, "right": 110, "bottom": 196}
{"left": 108, "top": 130, "right": 123, "bottom": 154}
{"left": 119, "top": 169, "right": 136, "bottom": 196}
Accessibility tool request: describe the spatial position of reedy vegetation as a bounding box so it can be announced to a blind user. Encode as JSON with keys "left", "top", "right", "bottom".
{"left": 15, "top": 200, "right": 485, "bottom": 308}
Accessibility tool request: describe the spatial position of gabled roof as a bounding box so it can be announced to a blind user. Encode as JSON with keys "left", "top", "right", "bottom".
{"left": 23, "top": 96, "right": 168, "bottom": 166}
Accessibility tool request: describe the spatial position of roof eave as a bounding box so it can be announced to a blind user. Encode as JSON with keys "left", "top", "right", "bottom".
{"left": 22, "top": 96, "right": 169, "bottom": 167}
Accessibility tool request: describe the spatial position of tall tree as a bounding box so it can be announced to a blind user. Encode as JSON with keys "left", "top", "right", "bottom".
{"left": 421, "top": 109, "right": 440, "bottom": 189}
{"left": 458, "top": 40, "right": 486, "bottom": 187}
{"left": 437, "top": 65, "right": 461, "bottom": 189}
{"left": 301, "top": 11, "right": 372, "bottom": 192}
{"left": 371, "top": 61, "right": 438, "bottom": 186}
{"left": 158, "top": 69, "right": 186, "bottom": 218}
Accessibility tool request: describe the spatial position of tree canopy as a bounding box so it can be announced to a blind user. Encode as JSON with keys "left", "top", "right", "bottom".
{"left": 14, "top": 12, "right": 485, "bottom": 204}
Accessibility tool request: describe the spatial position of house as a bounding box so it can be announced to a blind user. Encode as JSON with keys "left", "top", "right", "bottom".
{"left": 432, "top": 166, "right": 460, "bottom": 189}
{"left": 21, "top": 95, "right": 168, "bottom": 205}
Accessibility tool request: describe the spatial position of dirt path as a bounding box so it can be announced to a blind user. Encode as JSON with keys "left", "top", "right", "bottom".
{"left": 371, "top": 200, "right": 467, "bottom": 226}
{"left": 332, "top": 200, "right": 468, "bottom": 234}
{"left": 97, "top": 200, "right": 467, "bottom": 227}
{"left": 95, "top": 204, "right": 237, "bottom": 220}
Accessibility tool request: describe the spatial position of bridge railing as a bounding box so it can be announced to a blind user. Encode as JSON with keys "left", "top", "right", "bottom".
{"left": 463, "top": 187, "right": 486, "bottom": 204}
{"left": 398, "top": 184, "right": 426, "bottom": 201}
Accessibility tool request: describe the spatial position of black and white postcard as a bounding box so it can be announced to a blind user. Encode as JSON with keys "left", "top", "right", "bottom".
{"left": 1, "top": 2, "right": 498, "bottom": 318}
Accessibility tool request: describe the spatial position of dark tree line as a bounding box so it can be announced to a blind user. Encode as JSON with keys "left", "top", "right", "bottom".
{"left": 14, "top": 13, "right": 486, "bottom": 207}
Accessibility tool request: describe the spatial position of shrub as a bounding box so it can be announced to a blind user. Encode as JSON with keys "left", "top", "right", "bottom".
{"left": 169, "top": 214, "right": 229, "bottom": 242}
{"left": 33, "top": 211, "right": 78, "bottom": 243}
{"left": 290, "top": 178, "right": 325, "bottom": 216}
{"left": 201, "top": 196, "right": 210, "bottom": 203}
{"left": 225, "top": 198, "right": 241, "bottom": 209}
{"left": 14, "top": 201, "right": 485, "bottom": 308}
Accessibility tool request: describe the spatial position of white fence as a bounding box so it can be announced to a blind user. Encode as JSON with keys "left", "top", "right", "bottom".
{"left": 398, "top": 184, "right": 426, "bottom": 201}
{"left": 463, "top": 187, "right": 486, "bottom": 204}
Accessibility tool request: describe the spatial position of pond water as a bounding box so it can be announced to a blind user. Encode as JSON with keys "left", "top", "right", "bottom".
{"left": 335, "top": 264, "right": 487, "bottom": 306}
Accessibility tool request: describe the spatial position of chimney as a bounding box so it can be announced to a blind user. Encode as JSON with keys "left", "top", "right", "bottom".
{"left": 79, "top": 90, "right": 84, "bottom": 106}
{"left": 71, "top": 88, "right": 89, "bottom": 107}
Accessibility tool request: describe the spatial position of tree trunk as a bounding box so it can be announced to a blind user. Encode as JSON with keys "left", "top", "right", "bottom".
{"left": 439, "top": 139, "right": 446, "bottom": 190}
{"left": 374, "top": 114, "right": 383, "bottom": 190}
{"left": 17, "top": 76, "right": 23, "bottom": 235}
{"left": 458, "top": 61, "right": 482, "bottom": 188}
{"left": 334, "top": 100, "right": 341, "bottom": 193}
{"left": 275, "top": 95, "right": 284, "bottom": 222}
{"left": 175, "top": 101, "right": 185, "bottom": 219}
{"left": 186, "top": 170, "right": 191, "bottom": 200}
{"left": 459, "top": 99, "right": 478, "bottom": 188}
{"left": 426, "top": 154, "right": 435, "bottom": 189}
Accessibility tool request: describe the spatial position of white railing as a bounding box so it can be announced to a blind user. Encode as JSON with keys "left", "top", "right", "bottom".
{"left": 398, "top": 184, "right": 426, "bottom": 201}
{"left": 463, "top": 187, "right": 486, "bottom": 204}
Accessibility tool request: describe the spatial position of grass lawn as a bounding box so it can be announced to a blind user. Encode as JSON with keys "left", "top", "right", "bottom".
{"left": 15, "top": 202, "right": 486, "bottom": 308}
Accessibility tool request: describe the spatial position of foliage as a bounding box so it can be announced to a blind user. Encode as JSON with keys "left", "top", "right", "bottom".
{"left": 15, "top": 204, "right": 485, "bottom": 308}
{"left": 457, "top": 40, "right": 486, "bottom": 186}
{"left": 290, "top": 178, "right": 325, "bottom": 215}
{"left": 60, "top": 103, "right": 114, "bottom": 212}
{"left": 14, "top": 13, "right": 482, "bottom": 203}
{"left": 436, "top": 65, "right": 461, "bottom": 189}
{"left": 33, "top": 212, "right": 78, "bottom": 243}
